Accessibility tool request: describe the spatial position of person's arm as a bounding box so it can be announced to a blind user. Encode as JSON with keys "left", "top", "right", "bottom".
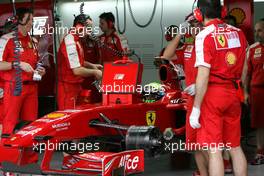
{"left": 162, "top": 34, "right": 182, "bottom": 60}
{"left": 73, "top": 67, "right": 102, "bottom": 80}
{"left": 242, "top": 47, "right": 251, "bottom": 104}
{"left": 0, "top": 37, "right": 34, "bottom": 72}
{"left": 84, "top": 61, "right": 103, "bottom": 70}
{"left": 0, "top": 61, "right": 12, "bottom": 71}
{"left": 189, "top": 32, "right": 213, "bottom": 129}
{"left": 193, "top": 66, "right": 210, "bottom": 108}
{"left": 0, "top": 61, "right": 34, "bottom": 72}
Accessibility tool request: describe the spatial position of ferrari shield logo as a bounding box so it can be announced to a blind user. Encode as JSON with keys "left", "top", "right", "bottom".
{"left": 217, "top": 34, "right": 226, "bottom": 47}
{"left": 146, "top": 111, "right": 156, "bottom": 126}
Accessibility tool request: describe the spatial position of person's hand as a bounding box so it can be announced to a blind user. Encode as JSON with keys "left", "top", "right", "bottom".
{"left": 20, "top": 62, "right": 34, "bottom": 73}
{"left": 93, "top": 69, "right": 102, "bottom": 80}
{"left": 94, "top": 64, "right": 103, "bottom": 70}
{"left": 36, "top": 66, "right": 46, "bottom": 76}
{"left": 189, "top": 107, "right": 201, "bottom": 129}
{"left": 0, "top": 88, "right": 3, "bottom": 99}
{"left": 154, "top": 57, "right": 168, "bottom": 67}
{"left": 184, "top": 84, "right": 196, "bottom": 96}
{"left": 244, "top": 92, "right": 250, "bottom": 105}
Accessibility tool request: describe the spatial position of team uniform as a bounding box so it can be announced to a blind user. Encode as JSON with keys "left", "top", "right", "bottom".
{"left": 0, "top": 80, "right": 3, "bottom": 124}
{"left": 80, "top": 37, "right": 101, "bottom": 103}
{"left": 247, "top": 42, "right": 264, "bottom": 128}
{"left": 182, "top": 43, "right": 198, "bottom": 149}
{"left": 98, "top": 31, "right": 125, "bottom": 63}
{"left": 195, "top": 19, "right": 247, "bottom": 147}
{"left": 0, "top": 32, "right": 39, "bottom": 135}
{"left": 57, "top": 32, "right": 85, "bottom": 110}
{"left": 80, "top": 37, "right": 99, "bottom": 64}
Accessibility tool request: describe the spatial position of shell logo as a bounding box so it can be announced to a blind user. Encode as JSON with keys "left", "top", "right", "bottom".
{"left": 47, "top": 113, "right": 66, "bottom": 119}
{"left": 229, "top": 8, "right": 246, "bottom": 25}
{"left": 225, "top": 52, "right": 237, "bottom": 66}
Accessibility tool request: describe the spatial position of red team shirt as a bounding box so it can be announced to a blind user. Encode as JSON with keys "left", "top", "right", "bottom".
{"left": 182, "top": 44, "right": 197, "bottom": 86}
{"left": 81, "top": 37, "right": 99, "bottom": 64}
{"left": 0, "top": 32, "right": 38, "bottom": 82}
{"left": 247, "top": 42, "right": 264, "bottom": 128}
{"left": 195, "top": 19, "right": 247, "bottom": 147}
{"left": 247, "top": 42, "right": 264, "bottom": 86}
{"left": 99, "top": 32, "right": 124, "bottom": 63}
{"left": 183, "top": 43, "right": 198, "bottom": 148}
{"left": 195, "top": 19, "right": 247, "bottom": 84}
{"left": 58, "top": 32, "right": 85, "bottom": 83}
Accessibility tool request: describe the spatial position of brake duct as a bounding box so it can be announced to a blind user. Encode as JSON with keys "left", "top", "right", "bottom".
{"left": 89, "top": 113, "right": 163, "bottom": 156}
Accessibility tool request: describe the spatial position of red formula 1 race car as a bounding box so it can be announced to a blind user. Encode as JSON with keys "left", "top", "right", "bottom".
{"left": 0, "top": 57, "right": 187, "bottom": 176}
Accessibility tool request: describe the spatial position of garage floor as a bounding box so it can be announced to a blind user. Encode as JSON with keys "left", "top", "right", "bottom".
{"left": 0, "top": 138, "right": 263, "bottom": 176}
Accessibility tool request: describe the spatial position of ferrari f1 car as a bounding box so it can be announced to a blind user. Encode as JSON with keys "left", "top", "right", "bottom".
{"left": 0, "top": 57, "right": 187, "bottom": 176}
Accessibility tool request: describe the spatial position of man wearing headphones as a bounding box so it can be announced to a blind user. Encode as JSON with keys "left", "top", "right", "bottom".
{"left": 162, "top": 14, "right": 208, "bottom": 176}
{"left": 0, "top": 7, "right": 46, "bottom": 139}
{"left": 98, "top": 12, "right": 126, "bottom": 63}
{"left": 190, "top": 0, "right": 248, "bottom": 175}
{"left": 57, "top": 14, "right": 102, "bottom": 110}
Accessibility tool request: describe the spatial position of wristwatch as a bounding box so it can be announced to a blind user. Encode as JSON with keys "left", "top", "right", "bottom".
{"left": 12, "top": 61, "right": 20, "bottom": 69}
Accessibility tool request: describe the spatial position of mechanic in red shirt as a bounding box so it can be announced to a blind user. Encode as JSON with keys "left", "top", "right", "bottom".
{"left": 160, "top": 25, "right": 184, "bottom": 62}
{"left": 190, "top": 0, "right": 248, "bottom": 175}
{"left": 162, "top": 14, "right": 207, "bottom": 176}
{"left": 0, "top": 8, "right": 46, "bottom": 138}
{"left": 244, "top": 18, "right": 264, "bottom": 165}
{"left": 57, "top": 14, "right": 102, "bottom": 110}
{"left": 98, "top": 12, "right": 126, "bottom": 63}
{"left": 159, "top": 25, "right": 185, "bottom": 66}
{"left": 79, "top": 17, "right": 102, "bottom": 103}
{"left": 0, "top": 80, "right": 3, "bottom": 138}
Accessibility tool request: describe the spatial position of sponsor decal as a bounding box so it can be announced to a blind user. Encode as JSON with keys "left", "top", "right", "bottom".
{"left": 226, "top": 31, "right": 241, "bottom": 49}
{"left": 229, "top": 8, "right": 246, "bottom": 25}
{"left": 10, "top": 137, "right": 17, "bottom": 141}
{"left": 225, "top": 52, "right": 237, "bottom": 66}
{"left": 32, "top": 16, "right": 48, "bottom": 36}
{"left": 185, "top": 45, "right": 194, "bottom": 53}
{"left": 52, "top": 122, "right": 71, "bottom": 131}
{"left": 17, "top": 128, "right": 42, "bottom": 137}
{"left": 146, "top": 111, "right": 156, "bottom": 126}
{"left": 114, "top": 74, "right": 125, "bottom": 80}
{"left": 23, "top": 126, "right": 37, "bottom": 131}
{"left": 47, "top": 113, "right": 66, "bottom": 119}
{"left": 119, "top": 154, "right": 139, "bottom": 170}
{"left": 36, "top": 118, "right": 55, "bottom": 123}
{"left": 184, "top": 53, "right": 192, "bottom": 58}
{"left": 217, "top": 34, "right": 227, "bottom": 48}
{"left": 254, "top": 48, "right": 262, "bottom": 58}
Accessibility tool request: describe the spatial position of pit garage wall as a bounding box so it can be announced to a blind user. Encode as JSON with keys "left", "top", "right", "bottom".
{"left": 56, "top": 0, "right": 195, "bottom": 84}
{"left": 254, "top": 2, "right": 264, "bottom": 24}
